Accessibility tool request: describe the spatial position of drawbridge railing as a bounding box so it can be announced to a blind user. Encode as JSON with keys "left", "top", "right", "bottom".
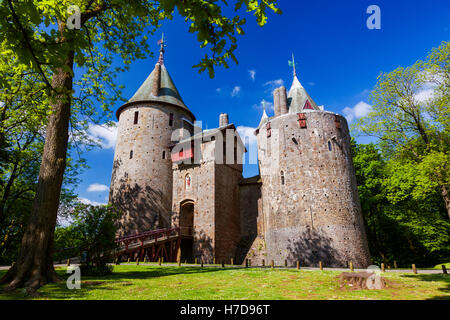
{"left": 114, "top": 227, "right": 193, "bottom": 263}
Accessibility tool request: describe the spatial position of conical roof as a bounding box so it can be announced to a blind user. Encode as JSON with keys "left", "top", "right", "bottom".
{"left": 116, "top": 49, "right": 195, "bottom": 120}
{"left": 288, "top": 75, "right": 319, "bottom": 113}
{"left": 128, "top": 64, "right": 188, "bottom": 110}
{"left": 258, "top": 108, "right": 269, "bottom": 128}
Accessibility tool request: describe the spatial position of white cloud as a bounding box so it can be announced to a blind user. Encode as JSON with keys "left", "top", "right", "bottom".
{"left": 231, "top": 86, "right": 241, "bottom": 97}
{"left": 253, "top": 99, "right": 274, "bottom": 112}
{"left": 343, "top": 101, "right": 372, "bottom": 123}
{"left": 236, "top": 126, "right": 258, "bottom": 165}
{"left": 248, "top": 70, "right": 256, "bottom": 81}
{"left": 79, "top": 197, "right": 108, "bottom": 206}
{"left": 415, "top": 88, "right": 435, "bottom": 103}
{"left": 216, "top": 88, "right": 222, "bottom": 93}
{"left": 263, "top": 79, "right": 284, "bottom": 94}
{"left": 87, "top": 183, "right": 109, "bottom": 192}
{"left": 87, "top": 122, "right": 118, "bottom": 149}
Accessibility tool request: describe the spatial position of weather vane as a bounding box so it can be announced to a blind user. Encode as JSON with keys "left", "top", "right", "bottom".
{"left": 288, "top": 53, "right": 297, "bottom": 77}
{"left": 157, "top": 33, "right": 166, "bottom": 65}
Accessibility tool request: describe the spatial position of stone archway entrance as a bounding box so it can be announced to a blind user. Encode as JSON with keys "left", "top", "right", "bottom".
{"left": 179, "top": 200, "right": 194, "bottom": 263}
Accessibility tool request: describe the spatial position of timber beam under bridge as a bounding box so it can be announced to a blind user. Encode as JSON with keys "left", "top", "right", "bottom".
{"left": 114, "top": 227, "right": 192, "bottom": 263}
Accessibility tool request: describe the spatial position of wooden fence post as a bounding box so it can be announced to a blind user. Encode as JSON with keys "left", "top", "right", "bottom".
{"left": 442, "top": 265, "right": 448, "bottom": 275}
{"left": 271, "top": 260, "right": 274, "bottom": 269}
{"left": 231, "top": 258, "right": 234, "bottom": 266}
{"left": 67, "top": 258, "right": 70, "bottom": 267}
{"left": 319, "top": 261, "right": 323, "bottom": 271}
{"left": 136, "top": 259, "right": 139, "bottom": 265}
{"left": 412, "top": 264, "right": 417, "bottom": 274}
{"left": 381, "top": 263, "right": 385, "bottom": 273}
{"left": 349, "top": 261, "right": 354, "bottom": 272}
{"left": 394, "top": 260, "right": 398, "bottom": 269}
{"left": 296, "top": 261, "right": 300, "bottom": 270}
{"left": 195, "top": 258, "right": 198, "bottom": 265}
{"left": 158, "top": 257, "right": 161, "bottom": 266}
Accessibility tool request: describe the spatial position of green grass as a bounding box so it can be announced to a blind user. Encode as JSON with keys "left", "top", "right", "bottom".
{"left": 0, "top": 265, "right": 448, "bottom": 300}
{"left": 433, "top": 262, "right": 450, "bottom": 269}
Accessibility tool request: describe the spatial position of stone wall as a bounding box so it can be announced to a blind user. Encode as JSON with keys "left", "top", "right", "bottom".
{"left": 172, "top": 133, "right": 243, "bottom": 264}
{"left": 109, "top": 102, "right": 194, "bottom": 237}
{"left": 256, "top": 111, "right": 371, "bottom": 268}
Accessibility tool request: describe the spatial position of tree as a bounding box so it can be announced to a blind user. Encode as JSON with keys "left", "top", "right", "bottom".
{"left": 0, "top": 0, "right": 280, "bottom": 290}
{"left": 352, "top": 140, "right": 450, "bottom": 266}
{"left": 354, "top": 41, "right": 450, "bottom": 218}
{"left": 0, "top": 45, "right": 83, "bottom": 266}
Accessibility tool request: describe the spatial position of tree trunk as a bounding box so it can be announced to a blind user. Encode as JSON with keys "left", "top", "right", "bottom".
{"left": 442, "top": 185, "right": 450, "bottom": 219}
{"left": 0, "top": 51, "right": 74, "bottom": 290}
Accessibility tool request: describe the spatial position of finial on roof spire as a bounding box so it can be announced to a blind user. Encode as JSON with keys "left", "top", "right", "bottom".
{"left": 157, "top": 33, "right": 166, "bottom": 65}
{"left": 288, "top": 53, "right": 297, "bottom": 77}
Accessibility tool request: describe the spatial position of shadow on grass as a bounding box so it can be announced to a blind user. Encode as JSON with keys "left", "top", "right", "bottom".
{"left": 401, "top": 273, "right": 450, "bottom": 300}
{"left": 0, "top": 265, "right": 245, "bottom": 300}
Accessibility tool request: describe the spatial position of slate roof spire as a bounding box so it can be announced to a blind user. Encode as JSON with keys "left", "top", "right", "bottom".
{"left": 287, "top": 55, "right": 320, "bottom": 113}
{"left": 115, "top": 35, "right": 195, "bottom": 120}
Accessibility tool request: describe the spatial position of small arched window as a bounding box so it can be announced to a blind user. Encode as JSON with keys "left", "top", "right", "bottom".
{"left": 185, "top": 174, "right": 192, "bottom": 190}
{"left": 280, "top": 170, "right": 285, "bottom": 185}
{"left": 162, "top": 150, "right": 166, "bottom": 160}
{"left": 129, "top": 150, "right": 133, "bottom": 159}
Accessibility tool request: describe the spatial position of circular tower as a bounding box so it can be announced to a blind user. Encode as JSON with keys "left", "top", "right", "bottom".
{"left": 109, "top": 42, "right": 196, "bottom": 236}
{"left": 256, "top": 71, "right": 371, "bottom": 268}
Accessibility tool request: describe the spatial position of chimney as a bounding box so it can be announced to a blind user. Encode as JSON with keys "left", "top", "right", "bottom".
{"left": 151, "top": 63, "right": 161, "bottom": 97}
{"left": 273, "top": 88, "right": 281, "bottom": 117}
{"left": 219, "top": 113, "right": 229, "bottom": 127}
{"left": 279, "top": 86, "right": 288, "bottom": 115}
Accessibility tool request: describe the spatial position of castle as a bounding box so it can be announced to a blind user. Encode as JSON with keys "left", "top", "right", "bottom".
{"left": 109, "top": 43, "right": 371, "bottom": 268}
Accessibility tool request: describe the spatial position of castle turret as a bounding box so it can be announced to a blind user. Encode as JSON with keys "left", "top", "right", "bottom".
{"left": 109, "top": 38, "right": 196, "bottom": 236}
{"left": 255, "top": 64, "right": 371, "bottom": 268}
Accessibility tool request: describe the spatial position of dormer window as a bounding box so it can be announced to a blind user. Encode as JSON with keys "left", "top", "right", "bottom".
{"left": 304, "top": 100, "right": 313, "bottom": 110}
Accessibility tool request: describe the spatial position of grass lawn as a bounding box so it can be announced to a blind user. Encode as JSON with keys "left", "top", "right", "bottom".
{"left": 0, "top": 265, "right": 448, "bottom": 300}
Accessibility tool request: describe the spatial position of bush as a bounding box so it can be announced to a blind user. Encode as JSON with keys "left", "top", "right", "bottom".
{"left": 70, "top": 203, "right": 119, "bottom": 276}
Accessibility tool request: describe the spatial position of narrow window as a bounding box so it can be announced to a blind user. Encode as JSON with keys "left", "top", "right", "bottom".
{"left": 162, "top": 150, "right": 166, "bottom": 159}
{"left": 185, "top": 174, "right": 192, "bottom": 190}
{"left": 130, "top": 150, "right": 133, "bottom": 159}
{"left": 169, "top": 113, "right": 174, "bottom": 126}
{"left": 328, "top": 141, "right": 332, "bottom": 151}
{"left": 134, "top": 111, "right": 139, "bottom": 124}
{"left": 281, "top": 171, "right": 285, "bottom": 185}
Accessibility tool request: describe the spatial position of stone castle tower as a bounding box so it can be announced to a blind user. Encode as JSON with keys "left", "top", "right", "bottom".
{"left": 109, "top": 43, "right": 371, "bottom": 267}
{"left": 252, "top": 68, "right": 371, "bottom": 267}
{"left": 109, "top": 40, "right": 196, "bottom": 236}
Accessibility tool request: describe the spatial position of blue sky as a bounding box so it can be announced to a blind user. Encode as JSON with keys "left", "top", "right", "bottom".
{"left": 74, "top": 0, "right": 450, "bottom": 205}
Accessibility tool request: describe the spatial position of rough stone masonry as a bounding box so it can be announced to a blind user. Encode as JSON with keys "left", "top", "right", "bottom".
{"left": 109, "top": 44, "right": 372, "bottom": 268}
